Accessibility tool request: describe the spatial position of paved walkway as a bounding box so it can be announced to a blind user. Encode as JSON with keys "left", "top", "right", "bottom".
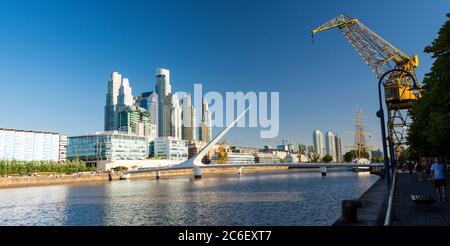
{"left": 392, "top": 171, "right": 450, "bottom": 226}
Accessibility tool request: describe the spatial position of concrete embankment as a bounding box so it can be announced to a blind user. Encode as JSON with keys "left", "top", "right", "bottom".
{"left": 333, "top": 176, "right": 388, "bottom": 226}
{"left": 0, "top": 166, "right": 288, "bottom": 189}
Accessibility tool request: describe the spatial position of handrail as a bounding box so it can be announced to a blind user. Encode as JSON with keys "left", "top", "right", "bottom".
{"left": 384, "top": 168, "right": 396, "bottom": 226}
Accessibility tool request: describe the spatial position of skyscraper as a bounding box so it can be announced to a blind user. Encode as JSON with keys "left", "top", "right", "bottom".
{"left": 155, "top": 68, "right": 171, "bottom": 137}
{"left": 118, "top": 105, "right": 157, "bottom": 140}
{"left": 199, "top": 101, "right": 212, "bottom": 142}
{"left": 138, "top": 91, "right": 159, "bottom": 134}
{"left": 104, "top": 72, "right": 133, "bottom": 131}
{"left": 181, "top": 94, "right": 196, "bottom": 141}
{"left": 170, "top": 93, "right": 183, "bottom": 139}
{"left": 325, "top": 131, "right": 336, "bottom": 161}
{"left": 335, "top": 135, "right": 342, "bottom": 162}
{"left": 313, "top": 130, "right": 324, "bottom": 158}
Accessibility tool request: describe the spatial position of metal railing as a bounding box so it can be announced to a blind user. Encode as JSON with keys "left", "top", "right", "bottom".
{"left": 384, "top": 168, "right": 397, "bottom": 226}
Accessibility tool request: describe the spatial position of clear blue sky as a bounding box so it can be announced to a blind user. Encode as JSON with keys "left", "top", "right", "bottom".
{"left": 0, "top": 0, "right": 448, "bottom": 150}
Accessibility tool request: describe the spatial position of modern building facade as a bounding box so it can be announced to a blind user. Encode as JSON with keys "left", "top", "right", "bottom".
{"left": 67, "top": 131, "right": 148, "bottom": 164}
{"left": 155, "top": 68, "right": 171, "bottom": 137}
{"left": 199, "top": 101, "right": 212, "bottom": 142}
{"left": 137, "top": 91, "right": 158, "bottom": 132}
{"left": 104, "top": 72, "right": 134, "bottom": 131}
{"left": 211, "top": 152, "right": 255, "bottom": 164}
{"left": 335, "top": 135, "right": 343, "bottom": 162}
{"left": 181, "top": 94, "right": 197, "bottom": 141}
{"left": 0, "top": 128, "right": 66, "bottom": 161}
{"left": 313, "top": 130, "right": 324, "bottom": 158}
{"left": 118, "top": 105, "right": 157, "bottom": 140}
{"left": 255, "top": 152, "right": 281, "bottom": 163}
{"left": 152, "top": 136, "right": 188, "bottom": 161}
{"left": 325, "top": 131, "right": 336, "bottom": 161}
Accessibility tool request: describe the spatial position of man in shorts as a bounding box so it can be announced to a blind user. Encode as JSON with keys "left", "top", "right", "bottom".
{"left": 431, "top": 157, "right": 447, "bottom": 202}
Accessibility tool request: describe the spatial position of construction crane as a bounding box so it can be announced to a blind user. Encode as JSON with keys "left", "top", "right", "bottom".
{"left": 312, "top": 14, "right": 422, "bottom": 157}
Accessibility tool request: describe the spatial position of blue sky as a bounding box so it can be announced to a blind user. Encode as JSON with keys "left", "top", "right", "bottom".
{"left": 0, "top": 0, "right": 448, "bottom": 150}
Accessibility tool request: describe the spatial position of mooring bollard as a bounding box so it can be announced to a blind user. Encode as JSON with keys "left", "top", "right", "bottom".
{"left": 341, "top": 200, "right": 362, "bottom": 223}
{"left": 193, "top": 166, "right": 202, "bottom": 179}
{"left": 321, "top": 167, "right": 327, "bottom": 176}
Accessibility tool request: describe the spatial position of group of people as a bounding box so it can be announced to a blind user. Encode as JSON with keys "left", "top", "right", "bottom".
{"left": 403, "top": 157, "right": 447, "bottom": 202}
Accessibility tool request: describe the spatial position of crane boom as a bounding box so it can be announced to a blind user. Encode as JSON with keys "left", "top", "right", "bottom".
{"left": 312, "top": 14, "right": 420, "bottom": 110}
{"left": 312, "top": 14, "right": 424, "bottom": 162}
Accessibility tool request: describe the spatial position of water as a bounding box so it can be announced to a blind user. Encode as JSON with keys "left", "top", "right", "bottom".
{"left": 0, "top": 168, "right": 378, "bottom": 226}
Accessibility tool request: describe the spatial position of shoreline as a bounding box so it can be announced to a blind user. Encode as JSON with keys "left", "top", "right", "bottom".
{"left": 333, "top": 176, "right": 386, "bottom": 226}
{"left": 0, "top": 166, "right": 289, "bottom": 189}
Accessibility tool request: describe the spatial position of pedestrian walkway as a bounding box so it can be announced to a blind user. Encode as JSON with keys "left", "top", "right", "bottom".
{"left": 392, "top": 171, "right": 450, "bottom": 226}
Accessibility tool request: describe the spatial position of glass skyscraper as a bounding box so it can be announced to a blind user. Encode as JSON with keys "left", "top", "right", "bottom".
{"left": 155, "top": 68, "right": 171, "bottom": 137}
{"left": 104, "top": 72, "right": 134, "bottom": 131}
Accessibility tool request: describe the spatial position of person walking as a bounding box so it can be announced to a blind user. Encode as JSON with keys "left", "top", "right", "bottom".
{"left": 431, "top": 157, "right": 447, "bottom": 202}
{"left": 408, "top": 161, "right": 414, "bottom": 175}
{"left": 416, "top": 161, "right": 423, "bottom": 181}
{"left": 425, "top": 158, "right": 432, "bottom": 181}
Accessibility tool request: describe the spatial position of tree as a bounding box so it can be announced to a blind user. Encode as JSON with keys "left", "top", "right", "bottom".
{"left": 343, "top": 150, "right": 370, "bottom": 162}
{"left": 112, "top": 166, "right": 128, "bottom": 172}
{"left": 371, "top": 157, "right": 383, "bottom": 163}
{"left": 322, "top": 154, "right": 333, "bottom": 163}
{"left": 408, "top": 13, "right": 450, "bottom": 158}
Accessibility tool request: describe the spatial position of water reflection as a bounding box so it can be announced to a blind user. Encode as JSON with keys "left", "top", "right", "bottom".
{"left": 0, "top": 168, "right": 378, "bottom": 226}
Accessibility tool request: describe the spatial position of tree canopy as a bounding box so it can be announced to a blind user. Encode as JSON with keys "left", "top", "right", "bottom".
{"left": 322, "top": 154, "right": 333, "bottom": 163}
{"left": 408, "top": 13, "right": 450, "bottom": 157}
{"left": 343, "top": 150, "right": 370, "bottom": 162}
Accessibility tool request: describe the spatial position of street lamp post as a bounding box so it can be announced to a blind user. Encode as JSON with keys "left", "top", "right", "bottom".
{"left": 377, "top": 68, "right": 418, "bottom": 187}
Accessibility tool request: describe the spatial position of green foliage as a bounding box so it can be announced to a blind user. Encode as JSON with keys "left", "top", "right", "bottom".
{"left": 371, "top": 157, "right": 384, "bottom": 163}
{"left": 322, "top": 154, "right": 333, "bottom": 163}
{"left": 408, "top": 13, "right": 450, "bottom": 157}
{"left": 0, "top": 160, "right": 95, "bottom": 176}
{"left": 112, "top": 166, "right": 129, "bottom": 172}
{"left": 343, "top": 150, "right": 370, "bottom": 162}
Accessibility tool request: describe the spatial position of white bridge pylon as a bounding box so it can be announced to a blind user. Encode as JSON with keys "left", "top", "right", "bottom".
{"left": 173, "top": 106, "right": 252, "bottom": 169}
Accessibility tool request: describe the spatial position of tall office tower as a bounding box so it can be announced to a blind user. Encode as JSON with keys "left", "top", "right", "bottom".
{"left": 118, "top": 105, "right": 156, "bottom": 139}
{"left": 170, "top": 93, "right": 182, "bottom": 139}
{"left": 155, "top": 68, "right": 171, "bottom": 137}
{"left": 325, "top": 131, "right": 336, "bottom": 161}
{"left": 161, "top": 93, "right": 182, "bottom": 139}
{"left": 199, "top": 101, "right": 212, "bottom": 142}
{"left": 104, "top": 72, "right": 134, "bottom": 131}
{"left": 181, "top": 94, "right": 196, "bottom": 141}
{"left": 138, "top": 91, "right": 159, "bottom": 135}
{"left": 313, "top": 130, "right": 324, "bottom": 158}
{"left": 335, "top": 135, "right": 342, "bottom": 162}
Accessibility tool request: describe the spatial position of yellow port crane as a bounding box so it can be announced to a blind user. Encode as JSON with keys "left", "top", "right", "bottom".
{"left": 312, "top": 14, "right": 422, "bottom": 156}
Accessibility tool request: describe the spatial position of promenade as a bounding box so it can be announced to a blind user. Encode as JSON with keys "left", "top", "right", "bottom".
{"left": 392, "top": 171, "right": 450, "bottom": 226}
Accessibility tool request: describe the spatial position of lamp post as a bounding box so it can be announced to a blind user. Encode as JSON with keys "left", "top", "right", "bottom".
{"left": 377, "top": 69, "right": 418, "bottom": 187}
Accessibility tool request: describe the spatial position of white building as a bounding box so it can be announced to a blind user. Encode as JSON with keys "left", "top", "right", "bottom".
{"left": 181, "top": 94, "right": 197, "bottom": 141}
{"left": 325, "top": 131, "right": 336, "bottom": 161}
{"left": 104, "top": 72, "right": 134, "bottom": 131}
{"left": 199, "top": 101, "right": 212, "bottom": 142}
{"left": 155, "top": 68, "right": 171, "bottom": 137}
{"left": 169, "top": 93, "right": 183, "bottom": 139}
{"left": 0, "top": 128, "right": 66, "bottom": 161}
{"left": 152, "top": 136, "right": 188, "bottom": 161}
{"left": 313, "top": 130, "right": 324, "bottom": 158}
{"left": 284, "top": 153, "right": 299, "bottom": 163}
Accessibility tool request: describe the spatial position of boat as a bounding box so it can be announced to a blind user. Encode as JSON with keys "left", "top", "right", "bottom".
{"left": 351, "top": 158, "right": 371, "bottom": 172}
{"left": 119, "top": 173, "right": 131, "bottom": 180}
